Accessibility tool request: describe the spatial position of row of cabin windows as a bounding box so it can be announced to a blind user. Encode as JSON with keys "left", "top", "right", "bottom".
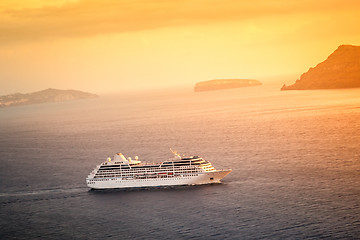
{"left": 101, "top": 159, "right": 205, "bottom": 167}
{"left": 98, "top": 166, "right": 199, "bottom": 173}
{"left": 99, "top": 161, "right": 204, "bottom": 171}
{"left": 94, "top": 173, "right": 200, "bottom": 179}
{"left": 95, "top": 169, "right": 200, "bottom": 177}
{"left": 97, "top": 167, "right": 201, "bottom": 174}
{"left": 107, "top": 176, "right": 198, "bottom": 183}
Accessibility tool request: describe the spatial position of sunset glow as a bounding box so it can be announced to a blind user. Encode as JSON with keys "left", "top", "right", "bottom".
{"left": 1, "top": 0, "right": 360, "bottom": 94}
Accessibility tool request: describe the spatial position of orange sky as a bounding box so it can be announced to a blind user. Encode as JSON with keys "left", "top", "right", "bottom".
{"left": 1, "top": 0, "right": 360, "bottom": 94}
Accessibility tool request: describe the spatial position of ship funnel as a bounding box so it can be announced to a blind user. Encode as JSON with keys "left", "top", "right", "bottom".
{"left": 114, "top": 153, "right": 128, "bottom": 162}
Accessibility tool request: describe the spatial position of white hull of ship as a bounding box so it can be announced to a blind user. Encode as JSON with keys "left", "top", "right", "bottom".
{"left": 86, "top": 170, "right": 231, "bottom": 189}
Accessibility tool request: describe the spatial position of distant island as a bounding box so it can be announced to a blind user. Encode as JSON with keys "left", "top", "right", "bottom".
{"left": 0, "top": 88, "right": 98, "bottom": 108}
{"left": 194, "top": 79, "right": 262, "bottom": 92}
{"left": 281, "top": 44, "right": 360, "bottom": 90}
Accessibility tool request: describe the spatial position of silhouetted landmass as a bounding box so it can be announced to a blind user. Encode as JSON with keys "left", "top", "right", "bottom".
{"left": 281, "top": 45, "right": 360, "bottom": 90}
{"left": 0, "top": 88, "right": 98, "bottom": 107}
{"left": 195, "top": 79, "right": 262, "bottom": 92}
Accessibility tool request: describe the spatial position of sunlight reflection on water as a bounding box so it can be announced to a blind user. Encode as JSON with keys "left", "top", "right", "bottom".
{"left": 0, "top": 86, "right": 359, "bottom": 239}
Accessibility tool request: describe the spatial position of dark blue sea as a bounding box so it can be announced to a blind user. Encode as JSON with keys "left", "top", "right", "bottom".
{"left": 1, "top": 86, "right": 359, "bottom": 239}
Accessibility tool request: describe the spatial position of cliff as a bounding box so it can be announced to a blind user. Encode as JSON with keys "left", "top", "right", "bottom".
{"left": 195, "top": 79, "right": 262, "bottom": 92}
{"left": 0, "top": 88, "right": 98, "bottom": 107}
{"left": 281, "top": 45, "right": 360, "bottom": 90}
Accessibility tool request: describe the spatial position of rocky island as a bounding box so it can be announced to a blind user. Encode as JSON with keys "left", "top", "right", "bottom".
{"left": 194, "top": 79, "right": 262, "bottom": 92}
{"left": 281, "top": 45, "right": 360, "bottom": 90}
{"left": 0, "top": 88, "right": 98, "bottom": 108}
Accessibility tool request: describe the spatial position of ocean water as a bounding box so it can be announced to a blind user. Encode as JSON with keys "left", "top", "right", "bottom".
{"left": 0, "top": 85, "right": 359, "bottom": 239}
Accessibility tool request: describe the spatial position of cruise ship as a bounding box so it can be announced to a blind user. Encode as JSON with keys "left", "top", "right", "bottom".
{"left": 86, "top": 151, "right": 231, "bottom": 189}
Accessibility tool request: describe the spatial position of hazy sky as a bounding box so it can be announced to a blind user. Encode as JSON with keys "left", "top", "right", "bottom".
{"left": 1, "top": 0, "right": 360, "bottom": 94}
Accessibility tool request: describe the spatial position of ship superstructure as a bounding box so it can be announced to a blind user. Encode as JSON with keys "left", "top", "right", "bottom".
{"left": 86, "top": 151, "right": 231, "bottom": 189}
